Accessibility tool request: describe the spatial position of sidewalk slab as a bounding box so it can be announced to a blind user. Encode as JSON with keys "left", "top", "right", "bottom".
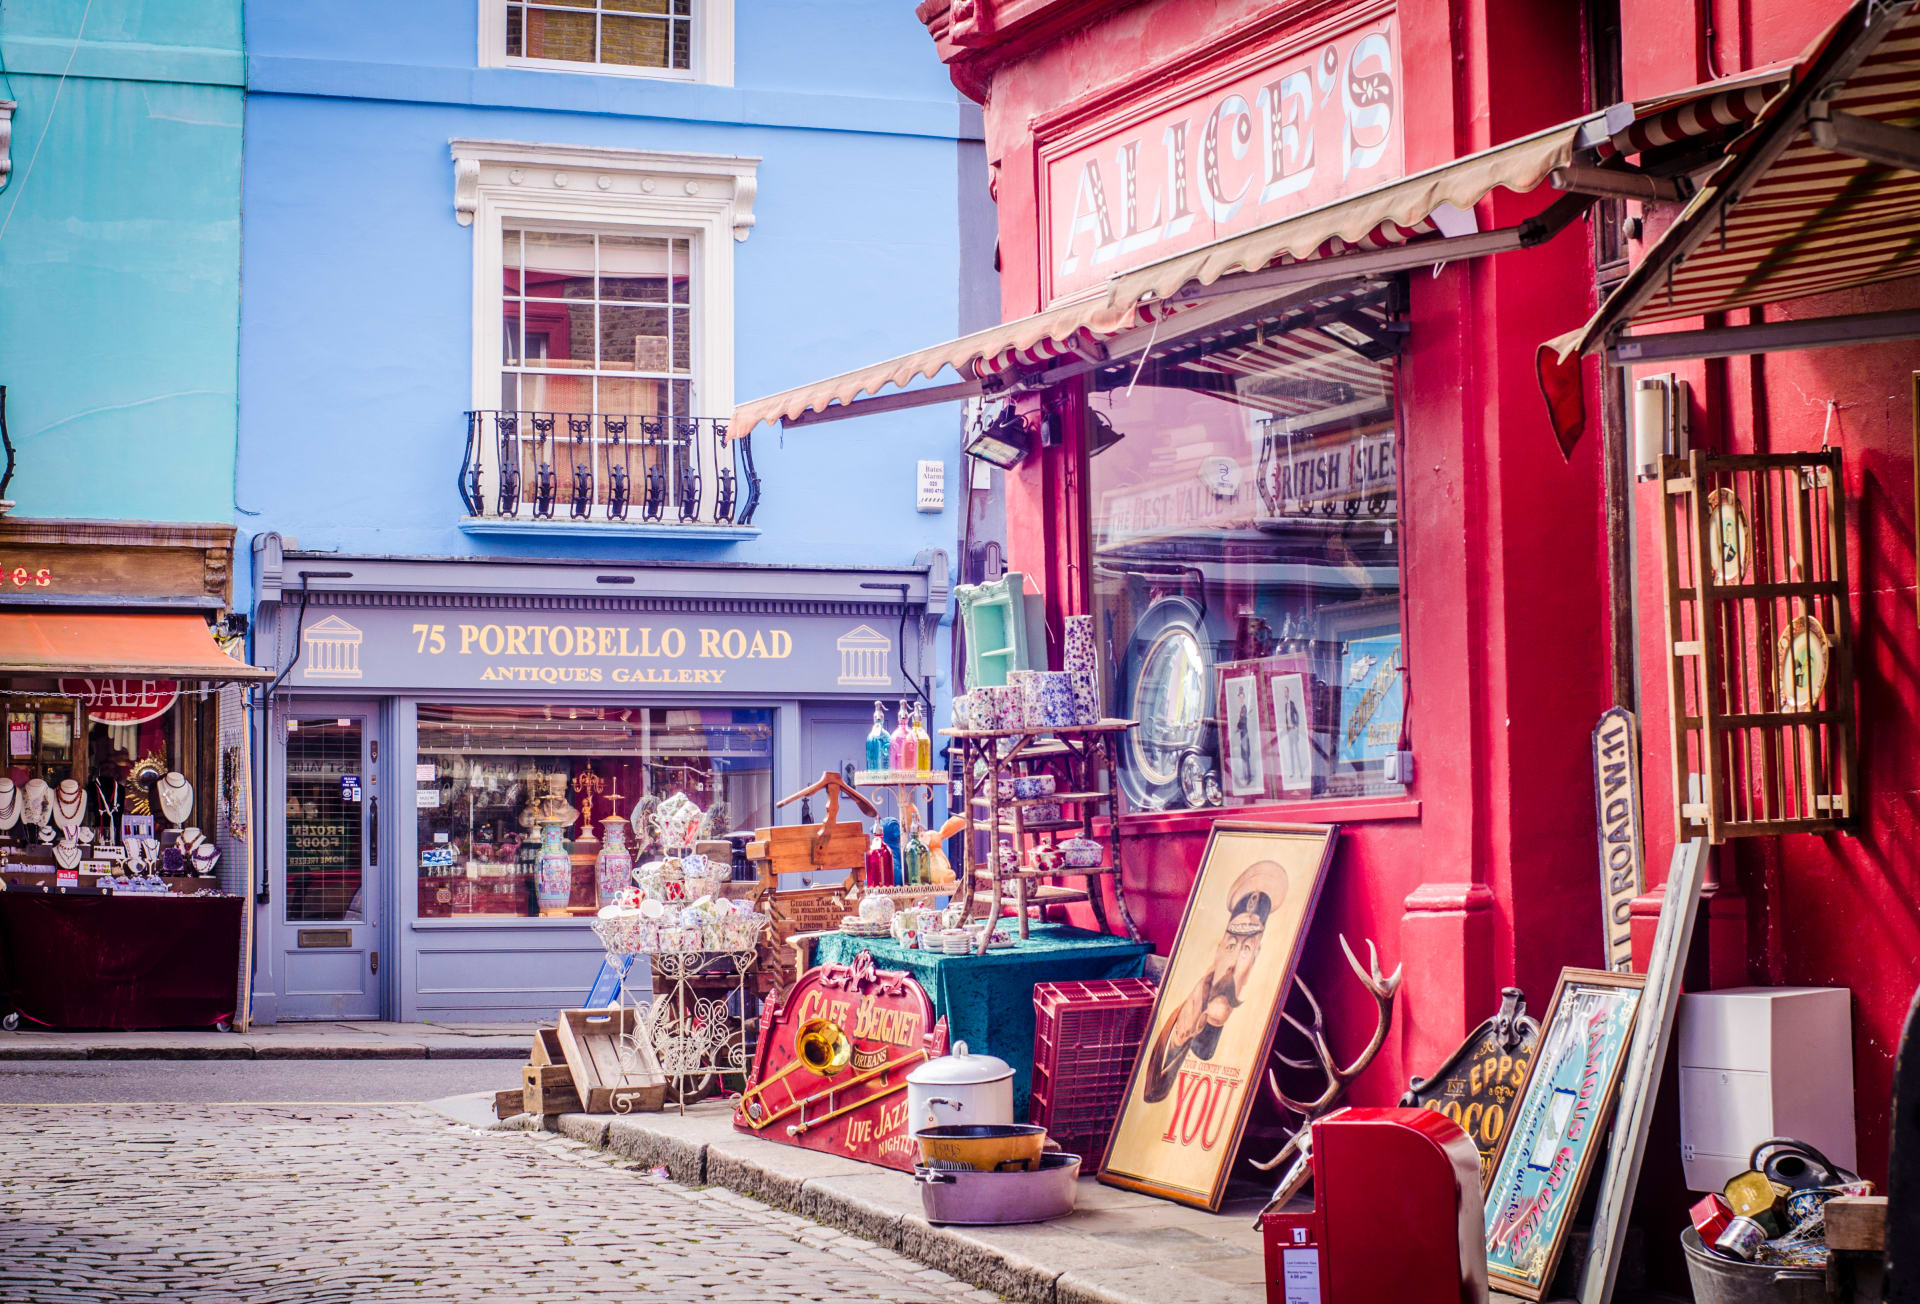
{"left": 512, "top": 1097, "right": 1266, "bottom": 1304}
{"left": 0, "top": 1020, "right": 533, "bottom": 1061}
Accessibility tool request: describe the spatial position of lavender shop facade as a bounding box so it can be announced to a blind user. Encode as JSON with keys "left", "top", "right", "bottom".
{"left": 248, "top": 536, "right": 946, "bottom": 1023}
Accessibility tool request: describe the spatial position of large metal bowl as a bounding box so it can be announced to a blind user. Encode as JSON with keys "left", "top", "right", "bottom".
{"left": 916, "top": 1123, "right": 1048, "bottom": 1172}
{"left": 913, "top": 1152, "right": 1081, "bottom": 1224}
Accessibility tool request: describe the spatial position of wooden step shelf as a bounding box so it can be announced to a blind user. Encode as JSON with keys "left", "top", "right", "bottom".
{"left": 948, "top": 717, "right": 1140, "bottom": 953}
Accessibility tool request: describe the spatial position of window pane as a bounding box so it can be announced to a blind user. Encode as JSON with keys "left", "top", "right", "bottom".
{"left": 1087, "top": 296, "right": 1405, "bottom": 813}
{"left": 600, "top": 305, "right": 679, "bottom": 373}
{"left": 598, "top": 377, "right": 664, "bottom": 417}
{"left": 601, "top": 13, "right": 672, "bottom": 67}
{"left": 515, "top": 372, "right": 594, "bottom": 412}
{"left": 671, "top": 14, "right": 690, "bottom": 69}
{"left": 520, "top": 231, "right": 595, "bottom": 300}
{"left": 414, "top": 705, "right": 773, "bottom": 920}
{"left": 599, "top": 234, "right": 676, "bottom": 301}
{"left": 671, "top": 239, "right": 691, "bottom": 303}
{"left": 286, "top": 720, "right": 364, "bottom": 923}
{"left": 520, "top": 5, "right": 595, "bottom": 61}
{"left": 606, "top": 0, "right": 671, "bottom": 11}
{"left": 507, "top": 4, "right": 524, "bottom": 57}
{"left": 502, "top": 229, "right": 523, "bottom": 296}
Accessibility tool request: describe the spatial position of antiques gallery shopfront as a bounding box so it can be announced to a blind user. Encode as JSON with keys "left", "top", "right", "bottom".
{"left": 247, "top": 535, "right": 946, "bottom": 1023}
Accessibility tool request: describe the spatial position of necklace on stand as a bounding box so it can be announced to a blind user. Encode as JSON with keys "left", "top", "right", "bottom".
{"left": 21, "top": 778, "right": 51, "bottom": 830}
{"left": 0, "top": 779, "right": 20, "bottom": 832}
{"left": 157, "top": 772, "right": 193, "bottom": 827}
{"left": 52, "top": 780, "right": 88, "bottom": 840}
{"left": 93, "top": 778, "right": 122, "bottom": 845}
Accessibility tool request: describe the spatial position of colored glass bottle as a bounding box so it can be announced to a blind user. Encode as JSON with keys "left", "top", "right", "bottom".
{"left": 865, "top": 823, "right": 894, "bottom": 889}
{"left": 864, "top": 700, "right": 890, "bottom": 772}
{"left": 901, "top": 823, "right": 924, "bottom": 887}
{"left": 912, "top": 702, "right": 931, "bottom": 771}
{"left": 889, "top": 699, "right": 914, "bottom": 771}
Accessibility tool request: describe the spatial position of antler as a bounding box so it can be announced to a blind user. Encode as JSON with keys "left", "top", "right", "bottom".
{"left": 1248, "top": 936, "right": 1402, "bottom": 1171}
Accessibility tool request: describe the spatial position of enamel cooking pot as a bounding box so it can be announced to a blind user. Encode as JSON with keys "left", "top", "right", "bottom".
{"left": 906, "top": 1042, "right": 1015, "bottom": 1136}
{"left": 914, "top": 1152, "right": 1081, "bottom": 1225}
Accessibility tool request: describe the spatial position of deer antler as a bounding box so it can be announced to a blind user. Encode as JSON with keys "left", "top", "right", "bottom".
{"left": 1248, "top": 936, "right": 1402, "bottom": 1171}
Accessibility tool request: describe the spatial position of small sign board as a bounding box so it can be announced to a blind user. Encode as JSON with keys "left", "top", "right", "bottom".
{"left": 1400, "top": 988, "right": 1541, "bottom": 1186}
{"left": 1591, "top": 708, "right": 1646, "bottom": 972}
{"left": 340, "top": 775, "right": 361, "bottom": 803}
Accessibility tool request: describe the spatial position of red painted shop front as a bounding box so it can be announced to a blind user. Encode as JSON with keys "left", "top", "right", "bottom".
{"left": 918, "top": 0, "right": 1608, "bottom": 1128}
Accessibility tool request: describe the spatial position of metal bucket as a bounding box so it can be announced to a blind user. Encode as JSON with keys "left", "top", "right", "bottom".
{"left": 1680, "top": 1229, "right": 1825, "bottom": 1304}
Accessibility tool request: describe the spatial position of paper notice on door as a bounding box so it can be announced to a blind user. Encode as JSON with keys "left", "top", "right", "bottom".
{"left": 1282, "top": 1250, "right": 1321, "bottom": 1304}
{"left": 416, "top": 763, "right": 436, "bottom": 781}
{"left": 417, "top": 789, "right": 439, "bottom": 809}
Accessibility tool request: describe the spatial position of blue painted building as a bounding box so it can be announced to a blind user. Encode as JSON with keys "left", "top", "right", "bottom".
{"left": 238, "top": 1, "right": 991, "bottom": 1021}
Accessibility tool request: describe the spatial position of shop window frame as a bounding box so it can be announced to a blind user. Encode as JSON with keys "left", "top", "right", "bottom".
{"left": 478, "top": 0, "right": 734, "bottom": 86}
{"left": 1061, "top": 292, "right": 1420, "bottom": 829}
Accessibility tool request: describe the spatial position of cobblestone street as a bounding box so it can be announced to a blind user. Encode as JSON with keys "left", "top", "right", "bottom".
{"left": 0, "top": 1103, "right": 1000, "bottom": 1304}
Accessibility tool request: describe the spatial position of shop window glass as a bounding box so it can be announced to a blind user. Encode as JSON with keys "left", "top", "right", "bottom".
{"left": 1086, "top": 290, "right": 1407, "bottom": 812}
{"left": 414, "top": 704, "right": 772, "bottom": 920}
{"left": 285, "top": 719, "right": 365, "bottom": 923}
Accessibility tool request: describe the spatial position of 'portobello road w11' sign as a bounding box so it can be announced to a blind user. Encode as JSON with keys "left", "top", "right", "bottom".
{"left": 286, "top": 604, "right": 904, "bottom": 696}
{"left": 1591, "top": 707, "right": 1646, "bottom": 972}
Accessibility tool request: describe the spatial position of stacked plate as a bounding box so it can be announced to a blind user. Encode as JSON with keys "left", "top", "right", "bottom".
{"left": 840, "top": 916, "right": 891, "bottom": 938}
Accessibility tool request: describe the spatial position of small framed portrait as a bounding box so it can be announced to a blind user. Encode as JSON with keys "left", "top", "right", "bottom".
{"left": 1217, "top": 670, "right": 1267, "bottom": 798}
{"left": 1268, "top": 672, "right": 1312, "bottom": 794}
{"left": 1100, "top": 822, "right": 1338, "bottom": 1210}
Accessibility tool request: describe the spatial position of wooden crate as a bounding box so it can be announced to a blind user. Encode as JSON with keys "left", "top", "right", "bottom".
{"left": 555, "top": 1007, "right": 666, "bottom": 1114}
{"left": 523, "top": 1062, "right": 583, "bottom": 1115}
{"left": 492, "top": 1087, "right": 528, "bottom": 1120}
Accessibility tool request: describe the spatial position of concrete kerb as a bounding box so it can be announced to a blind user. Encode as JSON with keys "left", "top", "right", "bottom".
{"left": 536, "top": 1107, "right": 1153, "bottom": 1304}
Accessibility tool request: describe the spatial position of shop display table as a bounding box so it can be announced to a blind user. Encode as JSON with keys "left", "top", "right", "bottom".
{"left": 811, "top": 922, "right": 1151, "bottom": 1115}
{"left": 0, "top": 892, "right": 243, "bottom": 1030}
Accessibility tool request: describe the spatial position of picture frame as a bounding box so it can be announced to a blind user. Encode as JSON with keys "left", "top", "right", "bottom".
{"left": 1482, "top": 967, "right": 1647, "bottom": 1300}
{"left": 1099, "top": 821, "right": 1338, "bottom": 1211}
{"left": 1335, "top": 632, "right": 1403, "bottom": 766}
{"left": 1216, "top": 666, "right": 1268, "bottom": 798}
{"left": 1268, "top": 671, "right": 1313, "bottom": 794}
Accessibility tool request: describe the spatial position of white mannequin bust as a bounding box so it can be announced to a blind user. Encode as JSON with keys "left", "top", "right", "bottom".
{"left": 0, "top": 778, "right": 19, "bottom": 831}
{"left": 21, "top": 777, "right": 51, "bottom": 828}
{"left": 52, "top": 779, "right": 88, "bottom": 839}
{"left": 156, "top": 772, "right": 193, "bottom": 827}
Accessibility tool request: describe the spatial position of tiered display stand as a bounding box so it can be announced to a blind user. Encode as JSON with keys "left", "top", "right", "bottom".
{"left": 590, "top": 919, "right": 759, "bottom": 1112}
{"left": 946, "top": 720, "right": 1142, "bottom": 953}
{"left": 851, "top": 769, "right": 949, "bottom": 904}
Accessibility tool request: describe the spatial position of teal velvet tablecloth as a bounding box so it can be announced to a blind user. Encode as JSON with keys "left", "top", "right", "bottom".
{"left": 811, "top": 923, "right": 1151, "bottom": 1117}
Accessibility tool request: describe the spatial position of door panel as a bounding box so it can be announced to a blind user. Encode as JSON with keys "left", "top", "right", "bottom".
{"left": 279, "top": 710, "right": 380, "bottom": 1020}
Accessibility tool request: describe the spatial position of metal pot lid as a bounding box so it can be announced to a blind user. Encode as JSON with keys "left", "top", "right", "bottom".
{"left": 907, "top": 1041, "right": 1014, "bottom": 1086}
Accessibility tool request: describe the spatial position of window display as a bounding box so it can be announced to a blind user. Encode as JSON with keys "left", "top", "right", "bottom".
{"left": 414, "top": 704, "right": 773, "bottom": 919}
{"left": 1086, "top": 289, "right": 1407, "bottom": 811}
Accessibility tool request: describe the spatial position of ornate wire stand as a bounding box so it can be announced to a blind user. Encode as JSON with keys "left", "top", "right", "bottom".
{"left": 619, "top": 944, "right": 759, "bottom": 1115}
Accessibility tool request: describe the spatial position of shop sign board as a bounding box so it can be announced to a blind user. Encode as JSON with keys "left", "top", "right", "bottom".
{"left": 1590, "top": 708, "right": 1645, "bottom": 973}
{"left": 734, "top": 951, "right": 948, "bottom": 1171}
{"left": 285, "top": 605, "right": 903, "bottom": 696}
{"left": 1043, "top": 9, "right": 1403, "bottom": 302}
{"left": 57, "top": 678, "right": 180, "bottom": 726}
{"left": 1400, "top": 988, "right": 1541, "bottom": 1186}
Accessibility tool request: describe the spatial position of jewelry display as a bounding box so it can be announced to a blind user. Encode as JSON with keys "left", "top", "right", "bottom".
{"left": 76, "top": 826, "right": 95, "bottom": 846}
{"left": 52, "top": 779, "right": 87, "bottom": 840}
{"left": 156, "top": 772, "right": 193, "bottom": 828}
{"left": 52, "top": 840, "right": 82, "bottom": 871}
{"left": 190, "top": 842, "right": 220, "bottom": 875}
{"left": 92, "top": 778, "right": 122, "bottom": 845}
{"left": 161, "top": 843, "right": 187, "bottom": 876}
{"left": 0, "top": 778, "right": 20, "bottom": 832}
{"left": 22, "top": 777, "right": 52, "bottom": 830}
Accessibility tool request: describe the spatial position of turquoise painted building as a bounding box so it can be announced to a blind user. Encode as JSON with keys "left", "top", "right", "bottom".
{"left": 0, "top": 2, "right": 245, "bottom": 522}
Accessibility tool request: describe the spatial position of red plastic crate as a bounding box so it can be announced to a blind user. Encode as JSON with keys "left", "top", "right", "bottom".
{"left": 1029, "top": 978, "right": 1158, "bottom": 1167}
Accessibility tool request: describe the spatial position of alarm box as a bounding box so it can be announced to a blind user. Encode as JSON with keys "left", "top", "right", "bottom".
{"left": 1261, "top": 1107, "right": 1487, "bottom": 1304}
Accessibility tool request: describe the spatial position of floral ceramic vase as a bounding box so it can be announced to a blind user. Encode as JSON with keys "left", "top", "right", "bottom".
{"left": 536, "top": 817, "right": 573, "bottom": 913}
{"left": 595, "top": 814, "right": 634, "bottom": 907}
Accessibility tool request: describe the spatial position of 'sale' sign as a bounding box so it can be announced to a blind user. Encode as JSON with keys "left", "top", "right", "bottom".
{"left": 1591, "top": 707, "right": 1646, "bottom": 972}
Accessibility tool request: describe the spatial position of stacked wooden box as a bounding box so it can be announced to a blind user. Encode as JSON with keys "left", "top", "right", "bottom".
{"left": 493, "top": 1008, "right": 667, "bottom": 1119}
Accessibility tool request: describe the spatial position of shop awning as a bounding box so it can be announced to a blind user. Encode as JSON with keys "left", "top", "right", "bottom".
{"left": 1541, "top": 0, "right": 1920, "bottom": 430}
{"left": 730, "top": 71, "right": 1788, "bottom": 437}
{"left": 0, "top": 612, "right": 272, "bottom": 682}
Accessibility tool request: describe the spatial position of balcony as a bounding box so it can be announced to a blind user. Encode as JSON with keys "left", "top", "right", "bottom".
{"left": 459, "top": 411, "right": 760, "bottom": 539}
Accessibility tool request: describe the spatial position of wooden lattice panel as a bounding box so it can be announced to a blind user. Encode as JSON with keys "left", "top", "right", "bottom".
{"left": 1659, "top": 450, "right": 1857, "bottom": 842}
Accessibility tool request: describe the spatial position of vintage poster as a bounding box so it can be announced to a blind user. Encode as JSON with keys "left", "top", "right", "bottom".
{"left": 1100, "top": 822, "right": 1336, "bottom": 1210}
{"left": 1219, "top": 671, "right": 1267, "bottom": 798}
{"left": 1482, "top": 969, "right": 1645, "bottom": 1300}
{"left": 1336, "top": 633, "right": 1403, "bottom": 765}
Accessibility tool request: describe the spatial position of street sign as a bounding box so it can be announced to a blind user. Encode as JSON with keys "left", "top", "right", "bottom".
{"left": 1591, "top": 707, "right": 1646, "bottom": 972}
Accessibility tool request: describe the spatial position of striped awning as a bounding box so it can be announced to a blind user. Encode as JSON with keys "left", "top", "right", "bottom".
{"left": 729, "top": 71, "right": 1791, "bottom": 437}
{"left": 1550, "top": 0, "right": 1920, "bottom": 362}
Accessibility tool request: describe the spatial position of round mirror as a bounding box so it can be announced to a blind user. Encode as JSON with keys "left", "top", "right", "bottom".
{"left": 1118, "top": 597, "right": 1212, "bottom": 809}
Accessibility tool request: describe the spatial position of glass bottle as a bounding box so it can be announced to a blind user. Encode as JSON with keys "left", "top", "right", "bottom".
{"left": 889, "top": 699, "right": 914, "bottom": 771}
{"left": 900, "top": 820, "right": 924, "bottom": 887}
{"left": 864, "top": 700, "right": 890, "bottom": 773}
{"left": 865, "top": 822, "right": 894, "bottom": 889}
{"left": 911, "top": 701, "right": 932, "bottom": 772}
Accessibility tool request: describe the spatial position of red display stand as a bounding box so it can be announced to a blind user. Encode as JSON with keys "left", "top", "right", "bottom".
{"left": 0, "top": 892, "right": 242, "bottom": 1030}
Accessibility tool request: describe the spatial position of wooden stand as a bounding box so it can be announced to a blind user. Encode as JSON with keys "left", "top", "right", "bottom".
{"left": 947, "top": 720, "right": 1141, "bottom": 954}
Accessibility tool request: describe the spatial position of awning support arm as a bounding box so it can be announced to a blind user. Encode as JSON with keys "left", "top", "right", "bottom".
{"left": 1808, "top": 103, "right": 1920, "bottom": 172}
{"left": 1607, "top": 307, "right": 1920, "bottom": 364}
{"left": 1549, "top": 162, "right": 1689, "bottom": 204}
{"left": 1162, "top": 194, "right": 1595, "bottom": 306}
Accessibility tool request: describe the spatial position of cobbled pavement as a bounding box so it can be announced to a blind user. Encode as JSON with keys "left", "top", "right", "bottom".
{"left": 0, "top": 1104, "right": 1002, "bottom": 1303}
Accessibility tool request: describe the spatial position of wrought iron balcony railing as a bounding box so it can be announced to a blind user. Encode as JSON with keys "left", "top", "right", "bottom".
{"left": 459, "top": 411, "right": 759, "bottom": 529}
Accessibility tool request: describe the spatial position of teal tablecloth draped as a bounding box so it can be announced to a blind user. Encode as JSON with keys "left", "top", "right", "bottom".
{"left": 811, "top": 923, "right": 1151, "bottom": 1117}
